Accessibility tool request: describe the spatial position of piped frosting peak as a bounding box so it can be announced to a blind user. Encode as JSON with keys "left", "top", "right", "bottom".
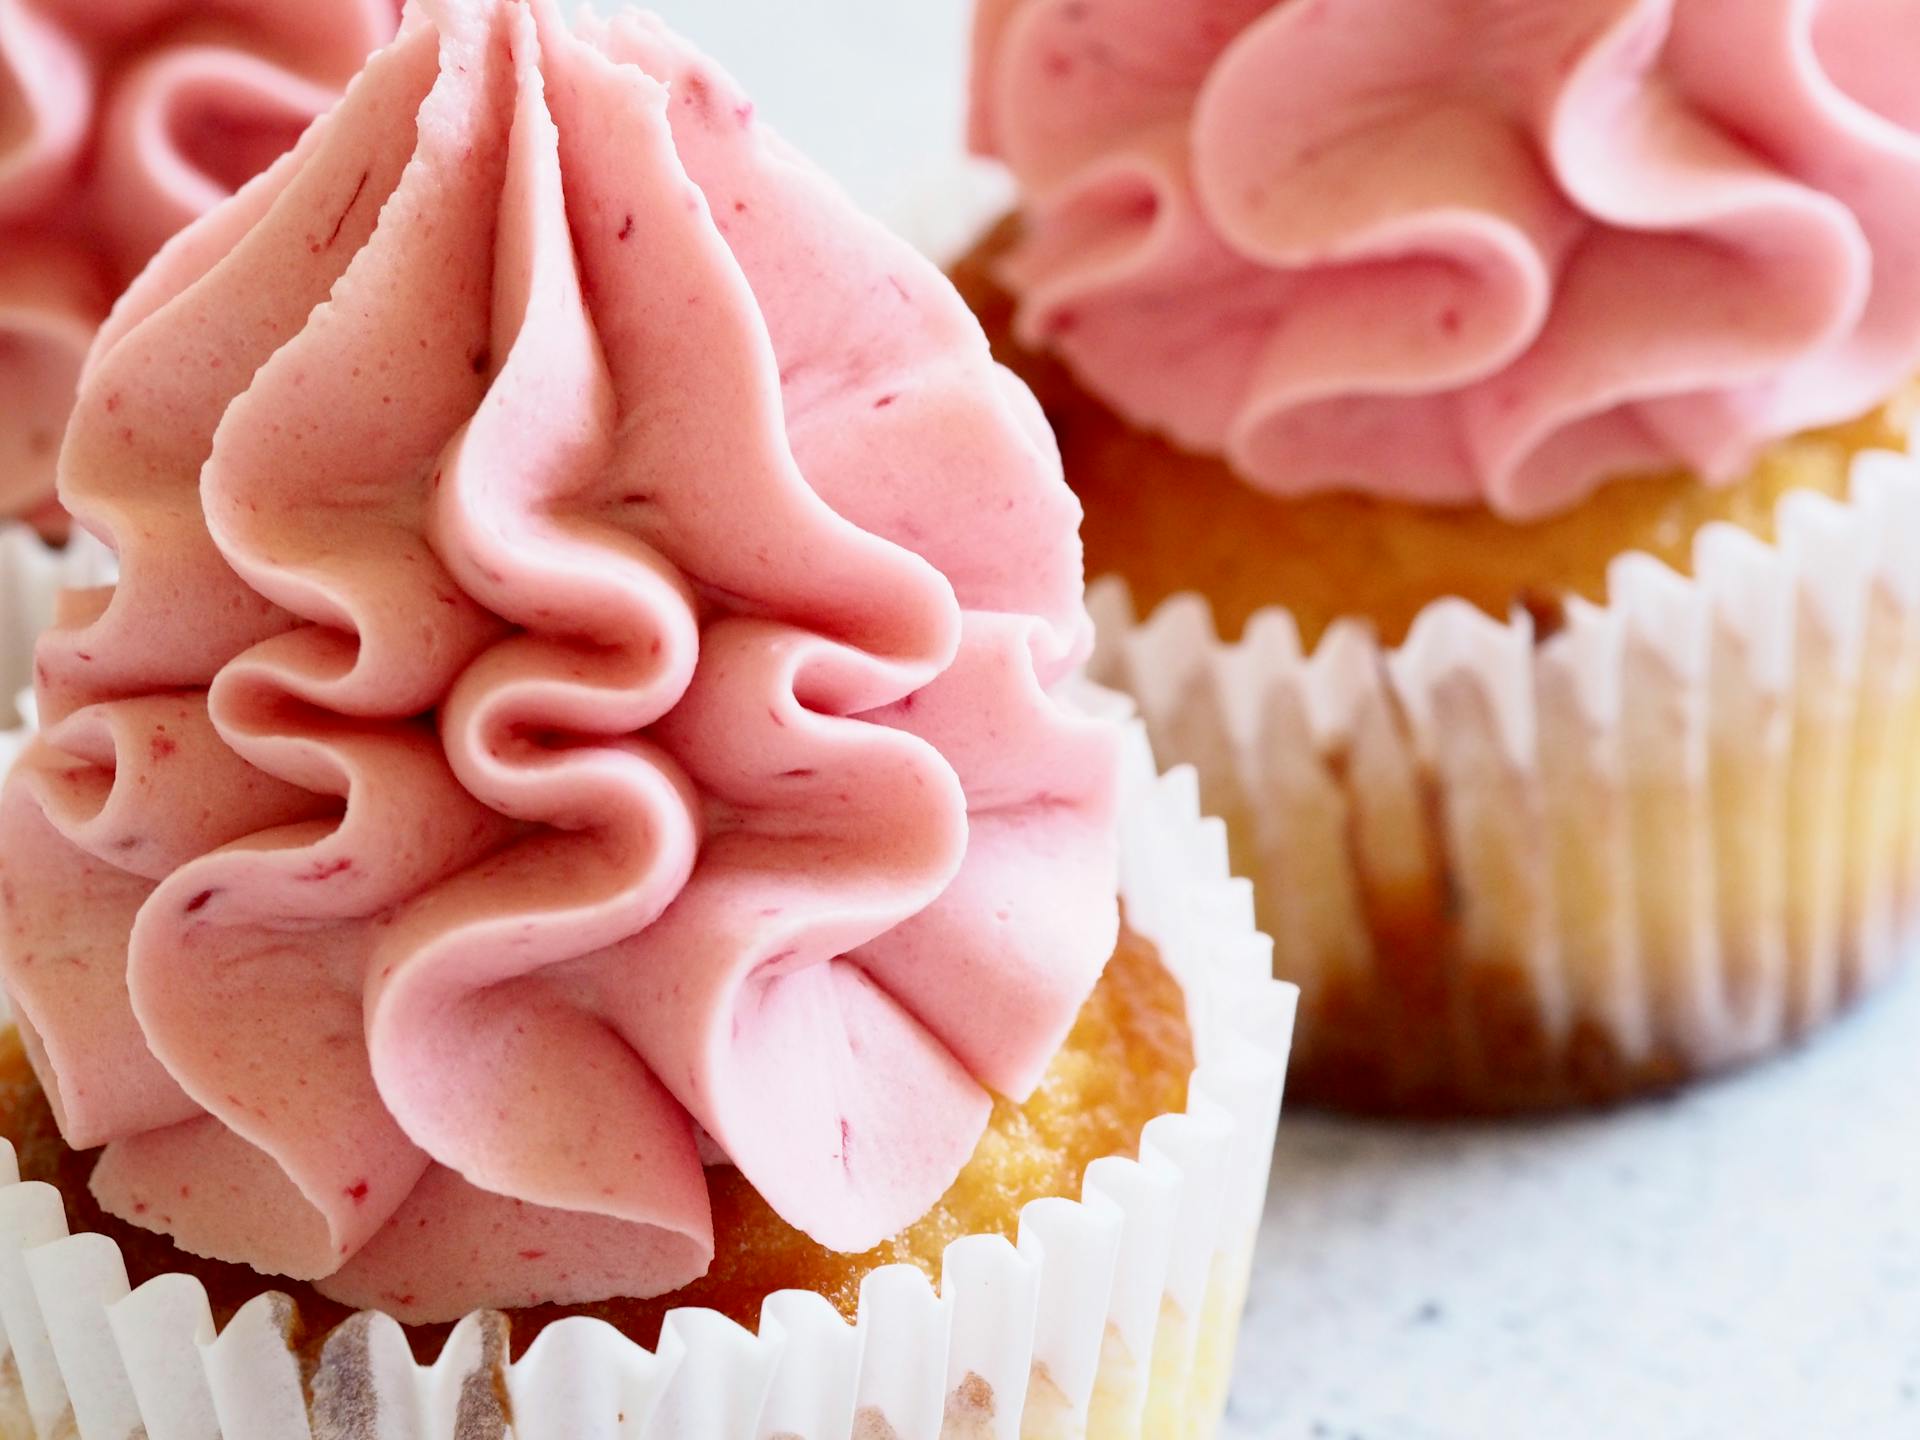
{"left": 1, "top": 0, "right": 1118, "bottom": 1320}
{"left": 974, "top": 0, "right": 1920, "bottom": 518}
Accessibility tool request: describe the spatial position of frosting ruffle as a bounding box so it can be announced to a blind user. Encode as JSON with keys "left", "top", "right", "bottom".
{"left": 973, "top": 0, "right": 1920, "bottom": 519}
{"left": 0, "top": 0, "right": 1118, "bottom": 1320}
{"left": 0, "top": 0, "right": 398, "bottom": 525}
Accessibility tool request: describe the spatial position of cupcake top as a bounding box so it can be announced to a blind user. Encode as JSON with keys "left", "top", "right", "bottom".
{"left": 0, "top": 0, "right": 398, "bottom": 527}
{"left": 0, "top": 0, "right": 1119, "bottom": 1322}
{"left": 972, "top": 0, "right": 1920, "bottom": 519}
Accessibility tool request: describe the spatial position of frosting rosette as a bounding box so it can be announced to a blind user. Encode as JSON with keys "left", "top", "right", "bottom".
{"left": 0, "top": 0, "right": 1119, "bottom": 1321}
{"left": 972, "top": 0, "right": 1920, "bottom": 518}
{"left": 0, "top": 0, "right": 399, "bottom": 526}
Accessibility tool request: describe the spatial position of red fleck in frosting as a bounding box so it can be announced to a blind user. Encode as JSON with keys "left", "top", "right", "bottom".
{"left": 0, "top": 0, "right": 1119, "bottom": 1320}
{"left": 972, "top": 0, "right": 1920, "bottom": 519}
{"left": 0, "top": 0, "right": 399, "bottom": 526}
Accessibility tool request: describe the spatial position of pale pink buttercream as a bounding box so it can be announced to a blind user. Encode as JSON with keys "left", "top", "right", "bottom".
{"left": 0, "top": 0, "right": 1118, "bottom": 1320}
{"left": 973, "top": 0, "right": 1920, "bottom": 518}
{"left": 0, "top": 0, "right": 399, "bottom": 525}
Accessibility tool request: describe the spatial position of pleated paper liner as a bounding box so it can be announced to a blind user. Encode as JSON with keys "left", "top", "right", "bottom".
{"left": 0, "top": 720, "right": 1295, "bottom": 1440}
{"left": 1090, "top": 440, "right": 1920, "bottom": 1114}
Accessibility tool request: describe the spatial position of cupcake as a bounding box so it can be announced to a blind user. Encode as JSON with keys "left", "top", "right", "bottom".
{"left": 960, "top": 0, "right": 1920, "bottom": 1112}
{"left": 0, "top": 0, "right": 399, "bottom": 536}
{"left": 0, "top": 2, "right": 1295, "bottom": 1433}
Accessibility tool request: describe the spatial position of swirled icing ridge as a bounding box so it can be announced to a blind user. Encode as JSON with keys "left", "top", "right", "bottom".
{"left": 973, "top": 0, "right": 1920, "bottom": 518}
{"left": 0, "top": 0, "right": 397, "bottom": 525}
{"left": 0, "top": 0, "right": 1118, "bottom": 1320}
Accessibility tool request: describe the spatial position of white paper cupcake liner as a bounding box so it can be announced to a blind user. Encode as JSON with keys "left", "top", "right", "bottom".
{"left": 0, "top": 693, "right": 1294, "bottom": 1439}
{"left": 1088, "top": 431, "right": 1920, "bottom": 1111}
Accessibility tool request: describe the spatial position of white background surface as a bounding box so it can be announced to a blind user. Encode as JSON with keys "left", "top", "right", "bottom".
{"left": 623, "top": 3, "right": 1920, "bottom": 1435}
{"left": 1234, "top": 969, "right": 1920, "bottom": 1439}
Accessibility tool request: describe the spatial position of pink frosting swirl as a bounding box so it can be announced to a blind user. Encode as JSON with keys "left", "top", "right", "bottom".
{"left": 0, "top": 0, "right": 1118, "bottom": 1320}
{"left": 972, "top": 0, "right": 1920, "bottom": 518}
{"left": 0, "top": 0, "right": 399, "bottom": 526}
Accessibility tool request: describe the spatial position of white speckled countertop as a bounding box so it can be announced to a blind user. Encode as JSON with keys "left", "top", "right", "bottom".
{"left": 1227, "top": 963, "right": 1920, "bottom": 1439}
{"left": 620, "top": 5, "right": 1920, "bottom": 1433}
